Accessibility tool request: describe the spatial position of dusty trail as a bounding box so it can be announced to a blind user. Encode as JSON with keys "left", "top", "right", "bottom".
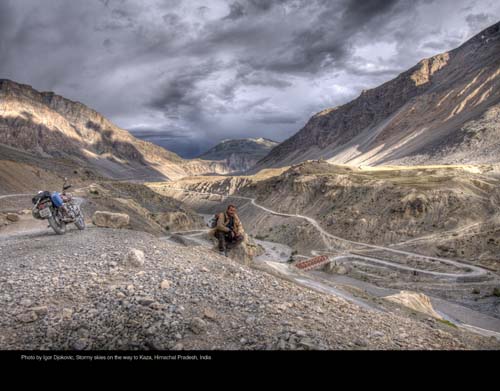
{"left": 0, "top": 193, "right": 32, "bottom": 200}
{"left": 164, "top": 187, "right": 490, "bottom": 282}
{"left": 390, "top": 220, "right": 487, "bottom": 248}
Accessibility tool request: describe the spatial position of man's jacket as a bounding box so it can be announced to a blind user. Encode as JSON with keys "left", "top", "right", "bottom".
{"left": 213, "top": 212, "right": 244, "bottom": 236}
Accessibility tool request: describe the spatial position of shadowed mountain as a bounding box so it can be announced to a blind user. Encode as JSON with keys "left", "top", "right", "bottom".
{"left": 0, "top": 80, "right": 237, "bottom": 180}
{"left": 196, "top": 137, "right": 279, "bottom": 173}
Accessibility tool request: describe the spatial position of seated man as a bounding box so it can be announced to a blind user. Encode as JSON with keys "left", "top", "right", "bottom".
{"left": 213, "top": 204, "right": 244, "bottom": 256}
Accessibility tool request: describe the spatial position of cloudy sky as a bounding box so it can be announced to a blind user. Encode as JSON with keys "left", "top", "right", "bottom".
{"left": 1, "top": 0, "right": 499, "bottom": 157}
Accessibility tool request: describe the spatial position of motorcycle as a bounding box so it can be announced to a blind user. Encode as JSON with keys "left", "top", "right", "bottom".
{"left": 31, "top": 178, "right": 85, "bottom": 235}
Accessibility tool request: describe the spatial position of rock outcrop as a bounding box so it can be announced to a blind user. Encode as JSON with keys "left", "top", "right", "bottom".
{"left": 5, "top": 213, "right": 19, "bottom": 222}
{"left": 384, "top": 291, "right": 443, "bottom": 320}
{"left": 254, "top": 22, "right": 500, "bottom": 170}
{"left": 225, "top": 236, "right": 264, "bottom": 266}
{"left": 151, "top": 211, "right": 199, "bottom": 232}
{"left": 123, "top": 248, "right": 145, "bottom": 267}
{"left": 202, "top": 231, "right": 264, "bottom": 265}
{"left": 92, "top": 211, "right": 130, "bottom": 229}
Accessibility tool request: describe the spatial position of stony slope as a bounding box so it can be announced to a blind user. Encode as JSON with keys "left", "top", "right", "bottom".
{"left": 0, "top": 142, "right": 103, "bottom": 195}
{"left": 255, "top": 22, "right": 500, "bottom": 170}
{"left": 0, "top": 227, "right": 497, "bottom": 350}
{"left": 197, "top": 138, "right": 279, "bottom": 173}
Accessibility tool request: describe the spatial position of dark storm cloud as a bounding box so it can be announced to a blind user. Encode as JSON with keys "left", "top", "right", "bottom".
{"left": 224, "top": 2, "right": 246, "bottom": 20}
{"left": 253, "top": 114, "right": 302, "bottom": 125}
{"left": 129, "top": 126, "right": 205, "bottom": 158}
{"left": 342, "top": 0, "right": 400, "bottom": 25}
{"left": 466, "top": 13, "right": 498, "bottom": 31}
{"left": 0, "top": 2, "right": 15, "bottom": 59}
{"left": 1, "top": 0, "right": 499, "bottom": 157}
{"left": 422, "top": 38, "right": 463, "bottom": 52}
{"left": 148, "top": 59, "right": 229, "bottom": 123}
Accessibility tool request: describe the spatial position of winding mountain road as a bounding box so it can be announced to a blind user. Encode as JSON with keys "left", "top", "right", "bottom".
{"left": 164, "top": 186, "right": 491, "bottom": 282}
{"left": 0, "top": 193, "right": 32, "bottom": 200}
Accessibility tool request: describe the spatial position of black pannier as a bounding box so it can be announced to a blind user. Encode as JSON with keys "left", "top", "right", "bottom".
{"left": 32, "top": 191, "right": 52, "bottom": 205}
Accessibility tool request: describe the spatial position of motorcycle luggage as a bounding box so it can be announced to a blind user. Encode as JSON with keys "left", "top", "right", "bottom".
{"left": 50, "top": 192, "right": 64, "bottom": 208}
{"left": 208, "top": 213, "right": 219, "bottom": 229}
{"left": 32, "top": 191, "right": 52, "bottom": 204}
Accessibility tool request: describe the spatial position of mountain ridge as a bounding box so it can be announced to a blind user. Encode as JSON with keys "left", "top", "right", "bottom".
{"left": 253, "top": 21, "right": 500, "bottom": 171}
{"left": 197, "top": 137, "right": 279, "bottom": 173}
{"left": 0, "top": 79, "right": 249, "bottom": 180}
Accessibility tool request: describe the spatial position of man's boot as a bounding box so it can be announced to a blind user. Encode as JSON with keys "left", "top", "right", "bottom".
{"left": 216, "top": 231, "right": 226, "bottom": 256}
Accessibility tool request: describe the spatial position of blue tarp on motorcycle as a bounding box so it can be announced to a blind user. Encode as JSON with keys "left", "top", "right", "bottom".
{"left": 50, "top": 192, "right": 64, "bottom": 208}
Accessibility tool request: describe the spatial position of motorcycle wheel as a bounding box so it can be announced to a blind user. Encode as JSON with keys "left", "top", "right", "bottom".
{"left": 48, "top": 215, "right": 66, "bottom": 235}
{"left": 75, "top": 215, "right": 86, "bottom": 230}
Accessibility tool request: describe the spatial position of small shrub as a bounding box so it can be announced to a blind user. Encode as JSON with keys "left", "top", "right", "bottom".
{"left": 438, "top": 319, "right": 458, "bottom": 328}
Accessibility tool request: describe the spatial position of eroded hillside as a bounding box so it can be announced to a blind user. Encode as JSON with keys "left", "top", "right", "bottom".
{"left": 157, "top": 161, "right": 500, "bottom": 272}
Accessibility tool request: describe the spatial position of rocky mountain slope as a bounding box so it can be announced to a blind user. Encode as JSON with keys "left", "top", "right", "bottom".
{"left": 0, "top": 80, "right": 236, "bottom": 180}
{"left": 1, "top": 226, "right": 497, "bottom": 350}
{"left": 254, "top": 22, "right": 500, "bottom": 170}
{"left": 0, "top": 142, "right": 102, "bottom": 195}
{"left": 197, "top": 138, "right": 279, "bottom": 173}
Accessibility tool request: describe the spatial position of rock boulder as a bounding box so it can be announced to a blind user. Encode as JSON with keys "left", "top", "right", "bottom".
{"left": 123, "top": 248, "right": 145, "bottom": 267}
{"left": 92, "top": 211, "right": 129, "bottom": 229}
{"left": 6, "top": 213, "right": 20, "bottom": 222}
{"left": 201, "top": 232, "right": 264, "bottom": 265}
{"left": 383, "top": 291, "right": 443, "bottom": 319}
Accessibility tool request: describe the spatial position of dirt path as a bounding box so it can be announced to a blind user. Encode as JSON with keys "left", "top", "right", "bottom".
{"left": 164, "top": 187, "right": 491, "bottom": 282}
{"left": 0, "top": 193, "right": 32, "bottom": 200}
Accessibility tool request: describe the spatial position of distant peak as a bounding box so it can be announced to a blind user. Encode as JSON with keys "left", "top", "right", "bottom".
{"left": 219, "top": 137, "right": 277, "bottom": 144}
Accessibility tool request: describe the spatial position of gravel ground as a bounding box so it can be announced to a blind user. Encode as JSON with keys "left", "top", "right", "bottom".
{"left": 0, "top": 226, "right": 498, "bottom": 350}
